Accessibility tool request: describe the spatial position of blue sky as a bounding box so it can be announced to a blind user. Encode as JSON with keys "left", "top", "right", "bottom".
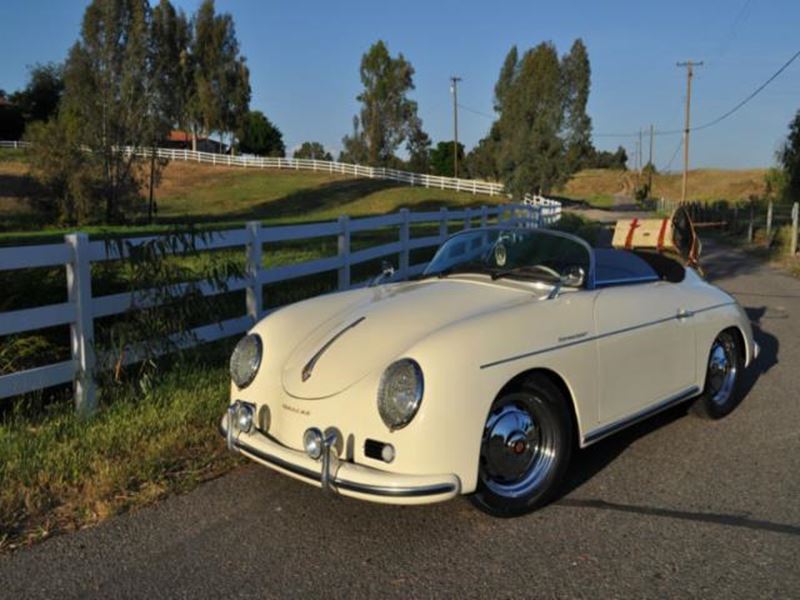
{"left": 1, "top": 0, "right": 799, "bottom": 169}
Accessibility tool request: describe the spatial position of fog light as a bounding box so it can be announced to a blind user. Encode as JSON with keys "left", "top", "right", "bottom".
{"left": 304, "top": 428, "right": 323, "bottom": 460}
{"left": 381, "top": 444, "right": 396, "bottom": 463}
{"left": 233, "top": 401, "right": 254, "bottom": 434}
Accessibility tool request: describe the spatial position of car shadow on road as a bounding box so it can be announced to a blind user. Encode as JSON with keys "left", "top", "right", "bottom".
{"left": 556, "top": 304, "right": 779, "bottom": 517}
{"left": 555, "top": 497, "right": 800, "bottom": 537}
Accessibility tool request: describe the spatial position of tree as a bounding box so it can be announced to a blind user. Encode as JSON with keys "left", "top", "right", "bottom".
{"left": 430, "top": 141, "right": 465, "bottom": 177}
{"left": 57, "top": 0, "right": 154, "bottom": 223}
{"left": 345, "top": 40, "right": 427, "bottom": 166}
{"left": 151, "top": 0, "right": 191, "bottom": 132}
{"left": 474, "top": 40, "right": 595, "bottom": 195}
{"left": 494, "top": 46, "right": 518, "bottom": 112}
{"left": 294, "top": 141, "right": 332, "bottom": 161}
{"left": 561, "top": 39, "right": 593, "bottom": 171}
{"left": 9, "top": 63, "right": 64, "bottom": 125}
{"left": 495, "top": 42, "right": 567, "bottom": 197}
{"left": 339, "top": 116, "right": 368, "bottom": 164}
{"left": 405, "top": 116, "right": 431, "bottom": 172}
{"left": 237, "top": 110, "right": 285, "bottom": 156}
{"left": 778, "top": 109, "right": 800, "bottom": 202}
{"left": 188, "top": 0, "right": 250, "bottom": 151}
{"left": 588, "top": 146, "right": 628, "bottom": 170}
{"left": 26, "top": 118, "right": 88, "bottom": 222}
{"left": 764, "top": 167, "right": 787, "bottom": 203}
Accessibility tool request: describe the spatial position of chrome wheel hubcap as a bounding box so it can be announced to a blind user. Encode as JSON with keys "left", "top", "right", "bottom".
{"left": 480, "top": 395, "right": 558, "bottom": 498}
{"left": 708, "top": 334, "right": 737, "bottom": 406}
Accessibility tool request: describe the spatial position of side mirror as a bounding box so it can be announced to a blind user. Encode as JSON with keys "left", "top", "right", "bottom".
{"left": 547, "top": 266, "right": 585, "bottom": 300}
{"left": 380, "top": 260, "right": 395, "bottom": 278}
{"left": 562, "top": 266, "right": 585, "bottom": 288}
{"left": 369, "top": 260, "right": 396, "bottom": 287}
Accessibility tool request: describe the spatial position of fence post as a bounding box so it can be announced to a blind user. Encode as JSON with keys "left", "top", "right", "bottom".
{"left": 747, "top": 202, "right": 754, "bottom": 243}
{"left": 791, "top": 202, "right": 799, "bottom": 256}
{"left": 399, "top": 208, "right": 410, "bottom": 279}
{"left": 766, "top": 201, "right": 773, "bottom": 239}
{"left": 439, "top": 207, "right": 449, "bottom": 241}
{"left": 65, "top": 233, "right": 96, "bottom": 416}
{"left": 480, "top": 205, "right": 488, "bottom": 227}
{"left": 245, "top": 222, "right": 263, "bottom": 322}
{"left": 337, "top": 216, "right": 351, "bottom": 290}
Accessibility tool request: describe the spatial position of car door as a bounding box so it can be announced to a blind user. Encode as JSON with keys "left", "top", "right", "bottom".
{"left": 594, "top": 281, "right": 696, "bottom": 423}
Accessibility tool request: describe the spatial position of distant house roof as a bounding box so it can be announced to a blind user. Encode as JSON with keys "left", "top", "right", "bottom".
{"left": 168, "top": 130, "right": 193, "bottom": 143}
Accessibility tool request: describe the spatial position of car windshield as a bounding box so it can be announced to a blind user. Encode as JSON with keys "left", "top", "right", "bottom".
{"left": 422, "top": 228, "right": 592, "bottom": 285}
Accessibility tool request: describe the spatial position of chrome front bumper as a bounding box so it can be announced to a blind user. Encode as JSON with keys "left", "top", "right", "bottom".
{"left": 219, "top": 412, "right": 460, "bottom": 505}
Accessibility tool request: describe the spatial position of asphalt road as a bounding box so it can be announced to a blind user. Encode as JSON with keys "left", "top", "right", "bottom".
{"left": 2, "top": 241, "right": 799, "bottom": 599}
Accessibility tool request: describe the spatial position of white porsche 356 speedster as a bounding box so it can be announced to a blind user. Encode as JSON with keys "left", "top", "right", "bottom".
{"left": 220, "top": 215, "right": 758, "bottom": 516}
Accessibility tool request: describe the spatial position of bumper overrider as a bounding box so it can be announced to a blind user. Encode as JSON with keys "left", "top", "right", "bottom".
{"left": 220, "top": 404, "right": 461, "bottom": 505}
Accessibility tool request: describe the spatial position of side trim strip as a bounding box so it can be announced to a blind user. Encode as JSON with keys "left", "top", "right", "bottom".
{"left": 582, "top": 385, "right": 701, "bottom": 446}
{"left": 233, "top": 438, "right": 457, "bottom": 498}
{"left": 480, "top": 301, "right": 734, "bottom": 370}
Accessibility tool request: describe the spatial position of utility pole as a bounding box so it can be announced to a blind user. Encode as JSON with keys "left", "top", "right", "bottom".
{"left": 638, "top": 128, "right": 643, "bottom": 175}
{"left": 450, "top": 76, "right": 462, "bottom": 178}
{"left": 648, "top": 123, "right": 654, "bottom": 191}
{"left": 677, "top": 61, "right": 703, "bottom": 204}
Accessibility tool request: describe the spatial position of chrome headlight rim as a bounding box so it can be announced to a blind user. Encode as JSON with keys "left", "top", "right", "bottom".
{"left": 377, "top": 358, "right": 424, "bottom": 431}
{"left": 229, "top": 334, "right": 263, "bottom": 389}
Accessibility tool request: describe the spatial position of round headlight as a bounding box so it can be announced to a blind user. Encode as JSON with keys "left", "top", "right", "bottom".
{"left": 377, "top": 359, "right": 424, "bottom": 430}
{"left": 230, "top": 334, "right": 262, "bottom": 389}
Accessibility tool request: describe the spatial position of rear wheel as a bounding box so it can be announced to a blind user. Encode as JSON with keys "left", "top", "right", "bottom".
{"left": 691, "top": 329, "right": 743, "bottom": 419}
{"left": 471, "top": 375, "right": 573, "bottom": 517}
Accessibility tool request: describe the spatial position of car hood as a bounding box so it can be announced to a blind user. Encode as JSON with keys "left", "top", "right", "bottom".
{"left": 280, "top": 278, "right": 533, "bottom": 399}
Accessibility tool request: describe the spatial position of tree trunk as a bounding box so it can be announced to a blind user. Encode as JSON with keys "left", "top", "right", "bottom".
{"left": 148, "top": 147, "right": 156, "bottom": 224}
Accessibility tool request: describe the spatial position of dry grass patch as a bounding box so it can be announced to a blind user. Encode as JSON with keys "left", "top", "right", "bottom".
{"left": 558, "top": 168, "right": 768, "bottom": 204}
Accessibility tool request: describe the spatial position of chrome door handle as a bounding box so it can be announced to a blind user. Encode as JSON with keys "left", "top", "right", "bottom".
{"left": 677, "top": 308, "right": 694, "bottom": 319}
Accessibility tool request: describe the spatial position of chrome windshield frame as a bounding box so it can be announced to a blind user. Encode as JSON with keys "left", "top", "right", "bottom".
{"left": 426, "top": 226, "right": 597, "bottom": 290}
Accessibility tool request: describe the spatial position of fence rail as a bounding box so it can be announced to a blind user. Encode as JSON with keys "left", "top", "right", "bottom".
{"left": 0, "top": 203, "right": 542, "bottom": 412}
{"left": 0, "top": 140, "right": 562, "bottom": 223}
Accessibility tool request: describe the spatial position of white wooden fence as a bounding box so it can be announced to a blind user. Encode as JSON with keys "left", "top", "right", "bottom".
{"left": 0, "top": 140, "right": 563, "bottom": 222}
{"left": 0, "top": 204, "right": 543, "bottom": 413}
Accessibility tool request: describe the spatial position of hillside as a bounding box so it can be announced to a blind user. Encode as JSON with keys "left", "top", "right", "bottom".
{"left": 0, "top": 153, "right": 501, "bottom": 234}
{"left": 0, "top": 149, "right": 771, "bottom": 235}
{"left": 558, "top": 168, "right": 768, "bottom": 207}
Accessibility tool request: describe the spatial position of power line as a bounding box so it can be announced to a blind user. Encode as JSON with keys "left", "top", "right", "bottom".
{"left": 692, "top": 48, "right": 800, "bottom": 131}
{"left": 663, "top": 137, "right": 683, "bottom": 172}
{"left": 597, "top": 47, "right": 800, "bottom": 139}
{"left": 456, "top": 103, "right": 495, "bottom": 120}
{"left": 715, "top": 0, "right": 754, "bottom": 58}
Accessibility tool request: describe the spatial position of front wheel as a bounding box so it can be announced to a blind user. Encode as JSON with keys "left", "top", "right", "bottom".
{"left": 471, "top": 376, "right": 573, "bottom": 517}
{"left": 691, "top": 329, "right": 743, "bottom": 419}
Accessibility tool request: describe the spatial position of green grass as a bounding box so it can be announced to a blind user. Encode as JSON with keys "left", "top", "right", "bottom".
{"left": 584, "top": 194, "right": 616, "bottom": 209}
{"left": 0, "top": 148, "right": 28, "bottom": 163}
{"left": 0, "top": 347, "right": 237, "bottom": 550}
